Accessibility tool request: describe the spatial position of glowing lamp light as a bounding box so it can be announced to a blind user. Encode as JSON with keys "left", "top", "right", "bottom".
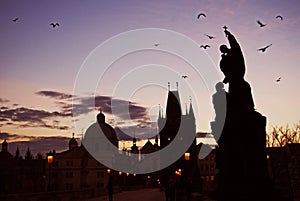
{"left": 107, "top": 169, "right": 111, "bottom": 174}
{"left": 119, "top": 171, "right": 122, "bottom": 176}
{"left": 133, "top": 173, "right": 136, "bottom": 177}
{"left": 184, "top": 152, "right": 190, "bottom": 161}
{"left": 175, "top": 170, "right": 181, "bottom": 176}
{"left": 47, "top": 155, "right": 54, "bottom": 164}
{"left": 126, "top": 173, "right": 129, "bottom": 176}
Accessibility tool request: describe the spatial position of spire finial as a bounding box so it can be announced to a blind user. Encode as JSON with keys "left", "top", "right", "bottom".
{"left": 189, "top": 96, "right": 192, "bottom": 104}
{"left": 72, "top": 132, "right": 74, "bottom": 138}
{"left": 168, "top": 82, "right": 170, "bottom": 91}
{"left": 158, "top": 104, "right": 161, "bottom": 118}
{"left": 176, "top": 82, "right": 178, "bottom": 91}
{"left": 155, "top": 135, "right": 158, "bottom": 145}
{"left": 185, "top": 103, "right": 188, "bottom": 115}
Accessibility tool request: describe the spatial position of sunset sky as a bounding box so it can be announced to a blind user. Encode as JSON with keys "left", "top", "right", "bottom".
{"left": 0, "top": 0, "right": 299, "bottom": 155}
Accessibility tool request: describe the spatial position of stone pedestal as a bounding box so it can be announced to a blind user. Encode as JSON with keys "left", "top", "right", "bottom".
{"left": 212, "top": 111, "right": 281, "bottom": 201}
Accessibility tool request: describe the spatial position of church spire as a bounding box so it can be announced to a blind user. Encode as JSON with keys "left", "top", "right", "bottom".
{"left": 189, "top": 96, "right": 195, "bottom": 118}
{"left": 133, "top": 132, "right": 136, "bottom": 146}
{"left": 131, "top": 130, "right": 138, "bottom": 152}
{"left": 185, "top": 103, "right": 188, "bottom": 115}
{"left": 2, "top": 139, "right": 8, "bottom": 152}
{"left": 14, "top": 146, "right": 20, "bottom": 159}
{"left": 155, "top": 135, "right": 158, "bottom": 144}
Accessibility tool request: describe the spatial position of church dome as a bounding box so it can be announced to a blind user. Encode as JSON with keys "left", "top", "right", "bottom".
{"left": 97, "top": 111, "right": 118, "bottom": 148}
{"left": 0, "top": 140, "right": 13, "bottom": 160}
{"left": 97, "top": 111, "right": 105, "bottom": 124}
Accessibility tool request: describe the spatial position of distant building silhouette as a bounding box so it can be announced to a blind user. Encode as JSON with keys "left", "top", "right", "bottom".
{"left": 0, "top": 140, "right": 46, "bottom": 195}
{"left": 49, "top": 111, "right": 119, "bottom": 195}
{"left": 50, "top": 136, "right": 109, "bottom": 196}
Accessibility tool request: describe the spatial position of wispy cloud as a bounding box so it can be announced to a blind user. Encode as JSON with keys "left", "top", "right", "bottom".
{"left": 0, "top": 106, "right": 72, "bottom": 130}
{"left": 0, "top": 107, "right": 71, "bottom": 122}
{"left": 72, "top": 95, "right": 152, "bottom": 128}
{"left": 36, "top": 90, "right": 73, "bottom": 100}
{"left": 1, "top": 90, "right": 153, "bottom": 132}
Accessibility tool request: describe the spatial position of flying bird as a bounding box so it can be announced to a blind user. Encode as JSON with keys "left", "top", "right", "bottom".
{"left": 50, "top": 22, "right": 60, "bottom": 28}
{"left": 200, "top": 44, "right": 210, "bottom": 49}
{"left": 204, "top": 34, "right": 215, "bottom": 39}
{"left": 197, "top": 13, "right": 206, "bottom": 19}
{"left": 257, "top": 20, "right": 267, "bottom": 27}
{"left": 154, "top": 43, "right": 160, "bottom": 47}
{"left": 276, "top": 77, "right": 281, "bottom": 82}
{"left": 182, "top": 75, "right": 188, "bottom": 79}
{"left": 276, "top": 15, "right": 283, "bottom": 20}
{"left": 12, "top": 18, "right": 19, "bottom": 22}
{"left": 257, "top": 44, "right": 272, "bottom": 52}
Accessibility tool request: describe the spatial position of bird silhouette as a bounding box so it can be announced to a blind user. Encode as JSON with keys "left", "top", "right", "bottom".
{"left": 182, "top": 75, "right": 188, "bottom": 79}
{"left": 154, "top": 43, "right": 160, "bottom": 47}
{"left": 276, "top": 77, "right": 281, "bottom": 82}
{"left": 257, "top": 20, "right": 267, "bottom": 27}
{"left": 50, "top": 22, "right": 60, "bottom": 28}
{"left": 276, "top": 15, "right": 283, "bottom": 20}
{"left": 257, "top": 44, "right": 272, "bottom": 52}
{"left": 200, "top": 45, "right": 210, "bottom": 49}
{"left": 197, "top": 13, "right": 206, "bottom": 19}
{"left": 204, "top": 34, "right": 215, "bottom": 39}
{"left": 12, "top": 18, "right": 19, "bottom": 22}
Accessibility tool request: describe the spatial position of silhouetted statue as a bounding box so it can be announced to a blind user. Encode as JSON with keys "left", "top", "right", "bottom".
{"left": 211, "top": 28, "right": 278, "bottom": 201}
{"left": 220, "top": 29, "right": 254, "bottom": 113}
{"left": 219, "top": 29, "right": 245, "bottom": 84}
{"left": 212, "top": 82, "right": 227, "bottom": 122}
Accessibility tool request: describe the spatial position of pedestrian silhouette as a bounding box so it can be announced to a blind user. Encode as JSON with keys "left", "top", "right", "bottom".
{"left": 107, "top": 175, "right": 113, "bottom": 201}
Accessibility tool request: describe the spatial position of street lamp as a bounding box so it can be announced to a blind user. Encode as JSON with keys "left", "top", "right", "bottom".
{"left": 184, "top": 152, "right": 190, "bottom": 161}
{"left": 47, "top": 151, "right": 54, "bottom": 192}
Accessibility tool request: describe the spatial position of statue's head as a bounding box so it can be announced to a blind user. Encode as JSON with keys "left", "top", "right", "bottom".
{"left": 219, "top": 44, "right": 229, "bottom": 53}
{"left": 215, "top": 82, "right": 224, "bottom": 92}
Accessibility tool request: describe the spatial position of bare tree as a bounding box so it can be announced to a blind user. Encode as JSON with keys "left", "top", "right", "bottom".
{"left": 266, "top": 121, "right": 300, "bottom": 147}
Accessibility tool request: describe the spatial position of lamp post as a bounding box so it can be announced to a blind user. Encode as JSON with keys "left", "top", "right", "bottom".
{"left": 184, "top": 152, "right": 191, "bottom": 201}
{"left": 107, "top": 169, "right": 113, "bottom": 201}
{"left": 47, "top": 151, "right": 54, "bottom": 192}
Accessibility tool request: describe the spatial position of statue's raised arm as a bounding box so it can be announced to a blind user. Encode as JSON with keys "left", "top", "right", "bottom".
{"left": 225, "top": 30, "right": 242, "bottom": 53}
{"left": 219, "top": 30, "right": 246, "bottom": 83}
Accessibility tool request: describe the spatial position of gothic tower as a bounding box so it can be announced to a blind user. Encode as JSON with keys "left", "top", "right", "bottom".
{"left": 158, "top": 83, "right": 197, "bottom": 151}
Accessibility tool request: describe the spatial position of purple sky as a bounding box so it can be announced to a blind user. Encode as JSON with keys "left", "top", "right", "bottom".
{"left": 0, "top": 0, "right": 299, "bottom": 152}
